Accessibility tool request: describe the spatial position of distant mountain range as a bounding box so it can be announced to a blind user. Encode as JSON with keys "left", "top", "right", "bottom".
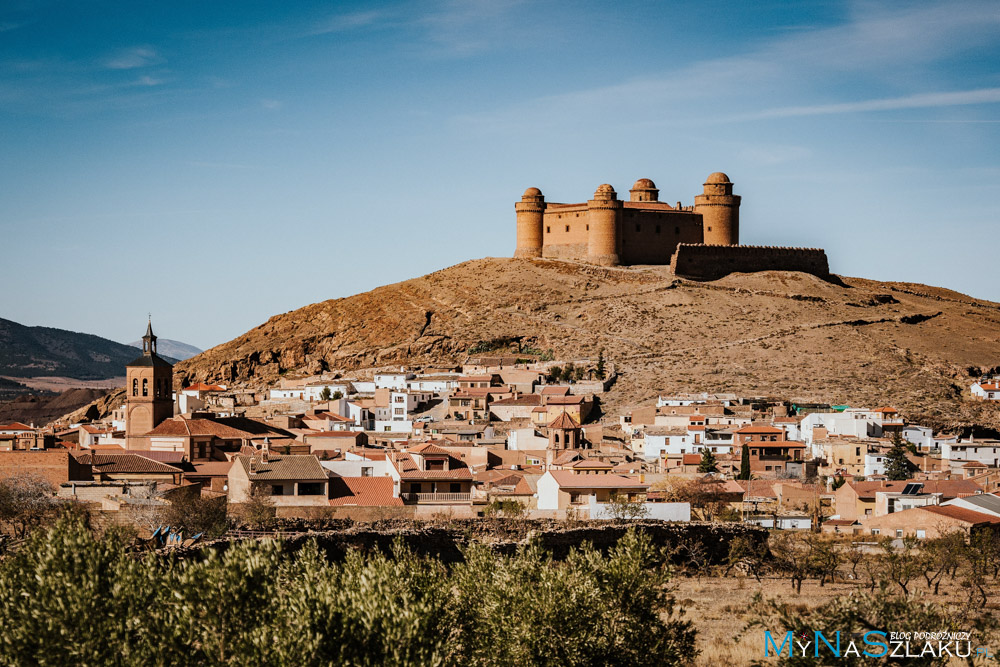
{"left": 128, "top": 338, "right": 202, "bottom": 361}
{"left": 0, "top": 317, "right": 192, "bottom": 381}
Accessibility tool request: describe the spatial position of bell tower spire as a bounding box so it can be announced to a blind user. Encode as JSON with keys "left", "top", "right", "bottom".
{"left": 142, "top": 317, "right": 157, "bottom": 356}
{"left": 126, "top": 319, "right": 174, "bottom": 449}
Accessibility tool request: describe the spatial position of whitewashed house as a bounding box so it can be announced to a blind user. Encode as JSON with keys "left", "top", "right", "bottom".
{"left": 972, "top": 380, "right": 1000, "bottom": 401}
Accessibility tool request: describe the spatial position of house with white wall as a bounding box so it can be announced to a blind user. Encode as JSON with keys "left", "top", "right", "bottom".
{"left": 374, "top": 371, "right": 415, "bottom": 391}
{"left": 942, "top": 439, "right": 1000, "bottom": 467}
{"left": 972, "top": 380, "right": 1000, "bottom": 401}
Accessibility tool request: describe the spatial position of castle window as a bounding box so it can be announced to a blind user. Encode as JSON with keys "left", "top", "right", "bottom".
{"left": 546, "top": 226, "right": 550, "bottom": 233}
{"left": 575, "top": 213, "right": 579, "bottom": 217}
{"left": 656, "top": 225, "right": 661, "bottom": 234}
{"left": 707, "top": 226, "right": 712, "bottom": 232}
{"left": 565, "top": 225, "right": 569, "bottom": 232}
{"left": 132, "top": 378, "right": 138, "bottom": 396}
{"left": 635, "top": 224, "right": 641, "bottom": 232}
{"left": 586, "top": 225, "right": 589, "bottom": 231}
{"left": 142, "top": 378, "right": 148, "bottom": 397}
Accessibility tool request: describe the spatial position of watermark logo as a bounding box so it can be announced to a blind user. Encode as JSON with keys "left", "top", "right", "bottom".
{"left": 763, "top": 630, "right": 992, "bottom": 659}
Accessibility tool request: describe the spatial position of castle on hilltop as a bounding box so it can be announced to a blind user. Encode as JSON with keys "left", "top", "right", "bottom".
{"left": 515, "top": 173, "right": 830, "bottom": 279}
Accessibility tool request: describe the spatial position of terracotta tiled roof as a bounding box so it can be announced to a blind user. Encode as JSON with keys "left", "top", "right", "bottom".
{"left": 687, "top": 425, "right": 706, "bottom": 431}
{"left": 408, "top": 443, "right": 451, "bottom": 456}
{"left": 570, "top": 459, "right": 612, "bottom": 469}
{"left": 452, "top": 388, "right": 495, "bottom": 398}
{"left": 546, "top": 395, "right": 584, "bottom": 405}
{"left": 235, "top": 455, "right": 327, "bottom": 481}
{"left": 540, "top": 386, "right": 571, "bottom": 396}
{"left": 547, "top": 470, "right": 647, "bottom": 489}
{"left": 823, "top": 519, "right": 859, "bottom": 527}
{"left": 329, "top": 476, "right": 403, "bottom": 506}
{"left": 848, "top": 479, "right": 982, "bottom": 499}
{"left": 392, "top": 453, "right": 472, "bottom": 480}
{"left": 76, "top": 453, "right": 182, "bottom": 475}
{"left": 551, "top": 450, "right": 581, "bottom": 465}
{"left": 735, "top": 479, "right": 779, "bottom": 498}
{"left": 310, "top": 412, "right": 354, "bottom": 422}
{"left": 188, "top": 461, "right": 234, "bottom": 476}
{"left": 921, "top": 505, "right": 1000, "bottom": 524}
{"left": 491, "top": 394, "right": 542, "bottom": 406}
{"left": 145, "top": 419, "right": 255, "bottom": 439}
{"left": 309, "top": 430, "right": 363, "bottom": 438}
{"left": 185, "top": 383, "right": 225, "bottom": 392}
{"left": 682, "top": 454, "right": 702, "bottom": 465}
{"left": 547, "top": 412, "right": 579, "bottom": 430}
{"left": 0, "top": 422, "right": 33, "bottom": 431}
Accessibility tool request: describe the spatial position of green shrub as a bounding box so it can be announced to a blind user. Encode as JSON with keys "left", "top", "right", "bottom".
{"left": 0, "top": 520, "right": 698, "bottom": 666}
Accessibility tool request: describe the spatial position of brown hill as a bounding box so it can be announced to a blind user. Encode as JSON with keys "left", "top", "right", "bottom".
{"left": 0, "top": 387, "right": 111, "bottom": 427}
{"left": 176, "top": 258, "right": 1000, "bottom": 432}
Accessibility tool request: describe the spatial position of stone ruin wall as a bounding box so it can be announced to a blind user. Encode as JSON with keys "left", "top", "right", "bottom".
{"left": 159, "top": 519, "right": 769, "bottom": 565}
{"left": 672, "top": 243, "right": 830, "bottom": 280}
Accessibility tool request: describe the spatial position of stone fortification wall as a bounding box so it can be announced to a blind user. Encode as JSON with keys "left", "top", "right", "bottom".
{"left": 160, "top": 519, "right": 768, "bottom": 565}
{"left": 673, "top": 243, "right": 830, "bottom": 280}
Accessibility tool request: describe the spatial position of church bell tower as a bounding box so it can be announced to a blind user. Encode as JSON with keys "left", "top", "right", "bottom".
{"left": 125, "top": 320, "right": 175, "bottom": 449}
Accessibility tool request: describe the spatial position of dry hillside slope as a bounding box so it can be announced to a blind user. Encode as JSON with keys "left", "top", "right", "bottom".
{"left": 177, "top": 258, "right": 1000, "bottom": 432}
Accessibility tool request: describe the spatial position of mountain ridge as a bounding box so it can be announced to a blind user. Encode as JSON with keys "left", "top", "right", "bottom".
{"left": 0, "top": 317, "right": 148, "bottom": 381}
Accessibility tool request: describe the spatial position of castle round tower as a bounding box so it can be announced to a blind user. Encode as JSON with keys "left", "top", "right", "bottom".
{"left": 693, "top": 172, "right": 741, "bottom": 245}
{"left": 514, "top": 187, "right": 545, "bottom": 258}
{"left": 629, "top": 178, "right": 659, "bottom": 202}
{"left": 587, "top": 184, "right": 622, "bottom": 266}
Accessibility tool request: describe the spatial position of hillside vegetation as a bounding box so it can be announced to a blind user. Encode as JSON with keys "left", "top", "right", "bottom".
{"left": 175, "top": 258, "right": 1000, "bottom": 431}
{"left": 0, "top": 317, "right": 145, "bottom": 380}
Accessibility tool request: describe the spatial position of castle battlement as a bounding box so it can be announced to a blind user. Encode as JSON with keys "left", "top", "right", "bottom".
{"left": 515, "top": 173, "right": 739, "bottom": 267}
{"left": 514, "top": 173, "right": 830, "bottom": 280}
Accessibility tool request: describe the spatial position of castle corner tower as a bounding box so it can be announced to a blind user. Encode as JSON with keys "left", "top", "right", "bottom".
{"left": 587, "top": 184, "right": 623, "bottom": 266}
{"left": 693, "top": 172, "right": 740, "bottom": 245}
{"left": 514, "top": 187, "right": 546, "bottom": 258}
{"left": 125, "top": 320, "right": 175, "bottom": 449}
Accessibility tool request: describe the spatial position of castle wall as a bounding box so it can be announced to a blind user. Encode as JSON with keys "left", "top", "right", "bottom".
{"left": 619, "top": 210, "right": 702, "bottom": 265}
{"left": 672, "top": 244, "right": 830, "bottom": 280}
{"left": 539, "top": 206, "right": 704, "bottom": 264}
{"left": 540, "top": 206, "right": 590, "bottom": 260}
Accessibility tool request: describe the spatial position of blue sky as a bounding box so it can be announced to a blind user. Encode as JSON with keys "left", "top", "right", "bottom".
{"left": 1, "top": 0, "right": 998, "bottom": 350}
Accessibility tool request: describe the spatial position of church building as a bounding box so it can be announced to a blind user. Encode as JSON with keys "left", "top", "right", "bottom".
{"left": 125, "top": 321, "right": 175, "bottom": 449}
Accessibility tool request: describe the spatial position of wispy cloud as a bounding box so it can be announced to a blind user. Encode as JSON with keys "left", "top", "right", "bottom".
{"left": 739, "top": 87, "right": 1000, "bottom": 121}
{"left": 309, "top": 9, "right": 392, "bottom": 35}
{"left": 260, "top": 98, "right": 282, "bottom": 110}
{"left": 454, "top": 0, "right": 1000, "bottom": 132}
{"left": 186, "top": 160, "right": 260, "bottom": 170}
{"left": 103, "top": 47, "right": 162, "bottom": 70}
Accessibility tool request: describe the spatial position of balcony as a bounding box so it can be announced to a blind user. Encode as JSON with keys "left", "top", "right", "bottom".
{"left": 400, "top": 492, "right": 471, "bottom": 503}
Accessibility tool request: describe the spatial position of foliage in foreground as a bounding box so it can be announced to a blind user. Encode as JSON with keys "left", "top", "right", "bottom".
{"left": 0, "top": 518, "right": 696, "bottom": 667}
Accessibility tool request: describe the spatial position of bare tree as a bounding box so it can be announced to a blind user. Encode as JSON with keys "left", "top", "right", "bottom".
{"left": 229, "top": 484, "right": 276, "bottom": 531}
{"left": 0, "top": 474, "right": 61, "bottom": 539}
{"left": 605, "top": 493, "right": 649, "bottom": 522}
